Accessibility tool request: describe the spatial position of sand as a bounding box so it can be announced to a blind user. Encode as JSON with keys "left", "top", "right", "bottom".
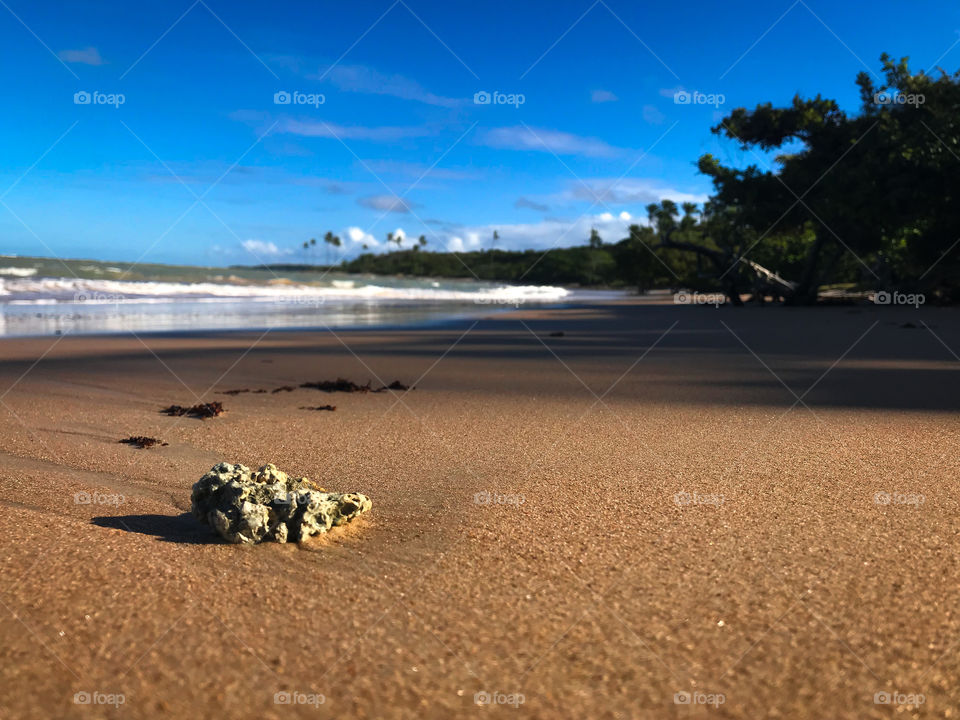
{"left": 0, "top": 301, "right": 958, "bottom": 719}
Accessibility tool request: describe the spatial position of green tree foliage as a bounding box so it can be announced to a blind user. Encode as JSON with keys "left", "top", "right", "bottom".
{"left": 699, "top": 54, "right": 960, "bottom": 302}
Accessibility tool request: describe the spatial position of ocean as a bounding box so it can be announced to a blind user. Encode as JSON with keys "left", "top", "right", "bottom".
{"left": 0, "top": 256, "right": 607, "bottom": 336}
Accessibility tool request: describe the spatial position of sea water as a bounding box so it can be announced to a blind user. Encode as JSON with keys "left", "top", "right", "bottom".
{"left": 0, "top": 257, "right": 595, "bottom": 336}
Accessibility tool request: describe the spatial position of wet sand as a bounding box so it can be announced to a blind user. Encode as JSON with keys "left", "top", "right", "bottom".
{"left": 0, "top": 302, "right": 958, "bottom": 719}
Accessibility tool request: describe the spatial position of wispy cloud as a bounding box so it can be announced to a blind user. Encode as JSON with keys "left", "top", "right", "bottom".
{"left": 568, "top": 178, "right": 708, "bottom": 206}
{"left": 58, "top": 46, "right": 104, "bottom": 65}
{"left": 591, "top": 89, "right": 618, "bottom": 103}
{"left": 278, "top": 118, "right": 431, "bottom": 142}
{"left": 365, "top": 159, "right": 479, "bottom": 181}
{"left": 358, "top": 194, "right": 416, "bottom": 213}
{"left": 319, "top": 64, "right": 463, "bottom": 108}
{"left": 479, "top": 126, "right": 622, "bottom": 158}
{"left": 514, "top": 196, "right": 550, "bottom": 212}
{"left": 642, "top": 105, "right": 666, "bottom": 125}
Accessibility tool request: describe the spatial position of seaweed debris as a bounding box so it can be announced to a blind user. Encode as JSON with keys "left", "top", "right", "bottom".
{"left": 300, "top": 378, "right": 411, "bottom": 393}
{"left": 119, "top": 436, "right": 168, "bottom": 449}
{"left": 161, "top": 401, "right": 225, "bottom": 419}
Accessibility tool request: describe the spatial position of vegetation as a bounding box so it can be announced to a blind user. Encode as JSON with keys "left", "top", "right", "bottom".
{"left": 310, "top": 55, "right": 960, "bottom": 303}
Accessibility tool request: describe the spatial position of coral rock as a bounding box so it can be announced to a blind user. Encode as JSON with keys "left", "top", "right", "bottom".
{"left": 191, "top": 462, "right": 371, "bottom": 544}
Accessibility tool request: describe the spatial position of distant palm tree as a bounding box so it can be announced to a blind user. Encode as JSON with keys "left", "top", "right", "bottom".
{"left": 331, "top": 234, "right": 341, "bottom": 265}
{"left": 323, "top": 231, "right": 336, "bottom": 265}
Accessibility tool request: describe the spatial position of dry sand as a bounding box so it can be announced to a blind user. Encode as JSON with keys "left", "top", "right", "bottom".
{"left": 0, "top": 301, "right": 958, "bottom": 719}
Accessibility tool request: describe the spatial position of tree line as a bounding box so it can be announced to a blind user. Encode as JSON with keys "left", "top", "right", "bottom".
{"left": 327, "top": 55, "right": 960, "bottom": 303}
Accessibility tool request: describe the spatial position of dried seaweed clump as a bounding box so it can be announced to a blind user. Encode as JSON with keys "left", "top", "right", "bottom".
{"left": 300, "top": 378, "right": 411, "bottom": 393}
{"left": 161, "top": 401, "right": 224, "bottom": 419}
{"left": 190, "top": 462, "right": 371, "bottom": 544}
{"left": 119, "top": 436, "right": 168, "bottom": 449}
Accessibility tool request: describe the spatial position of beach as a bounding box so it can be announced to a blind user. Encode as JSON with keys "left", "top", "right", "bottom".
{"left": 0, "top": 300, "right": 958, "bottom": 719}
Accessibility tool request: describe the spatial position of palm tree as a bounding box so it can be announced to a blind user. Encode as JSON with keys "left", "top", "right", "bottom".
{"left": 331, "top": 235, "right": 341, "bottom": 265}
{"left": 323, "top": 231, "right": 335, "bottom": 265}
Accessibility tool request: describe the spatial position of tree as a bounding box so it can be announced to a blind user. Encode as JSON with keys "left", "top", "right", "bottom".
{"left": 588, "top": 228, "right": 603, "bottom": 248}
{"left": 695, "top": 54, "right": 960, "bottom": 302}
{"left": 323, "top": 231, "right": 336, "bottom": 265}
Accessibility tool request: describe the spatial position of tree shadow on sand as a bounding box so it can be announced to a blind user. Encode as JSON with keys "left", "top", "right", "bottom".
{"left": 91, "top": 512, "right": 220, "bottom": 544}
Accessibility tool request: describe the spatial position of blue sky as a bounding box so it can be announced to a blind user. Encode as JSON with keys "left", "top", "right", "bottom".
{"left": 1, "top": 0, "right": 958, "bottom": 266}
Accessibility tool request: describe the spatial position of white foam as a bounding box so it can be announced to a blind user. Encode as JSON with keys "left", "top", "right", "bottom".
{"left": 0, "top": 276, "right": 570, "bottom": 304}
{"left": 0, "top": 267, "right": 38, "bottom": 277}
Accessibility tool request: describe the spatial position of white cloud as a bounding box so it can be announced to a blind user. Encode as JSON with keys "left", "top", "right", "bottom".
{"left": 278, "top": 119, "right": 430, "bottom": 142}
{"left": 58, "top": 46, "right": 104, "bottom": 65}
{"left": 347, "top": 227, "right": 379, "bottom": 246}
{"left": 479, "top": 126, "right": 622, "bottom": 158}
{"left": 445, "top": 212, "right": 641, "bottom": 254}
{"left": 241, "top": 239, "right": 288, "bottom": 257}
{"left": 351, "top": 210, "right": 650, "bottom": 257}
{"left": 320, "top": 64, "right": 462, "bottom": 108}
{"left": 591, "top": 89, "right": 618, "bottom": 103}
